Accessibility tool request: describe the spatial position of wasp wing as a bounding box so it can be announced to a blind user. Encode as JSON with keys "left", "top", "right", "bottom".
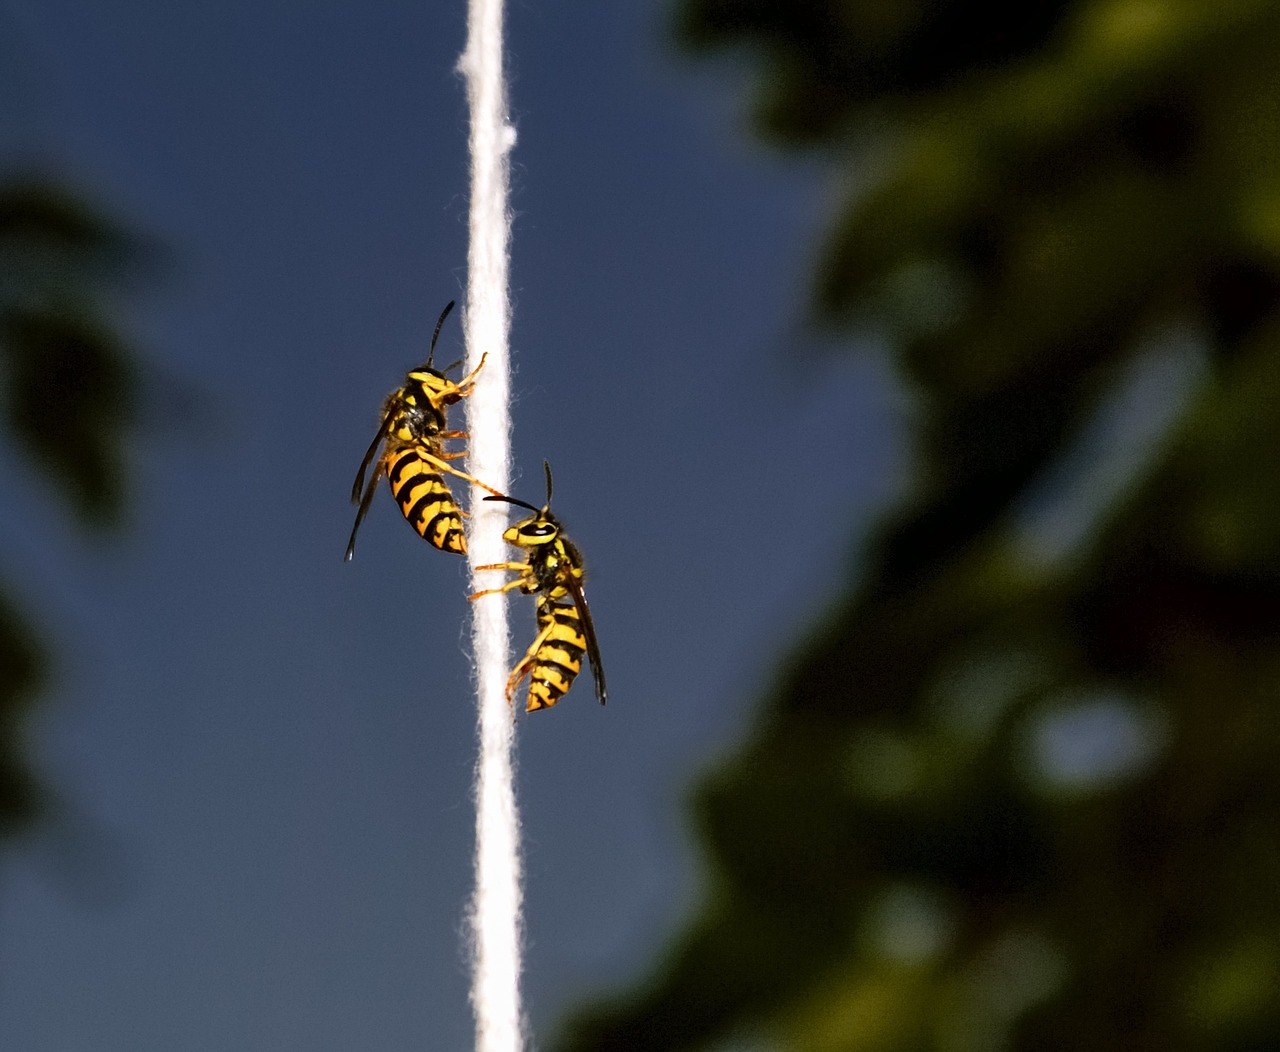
{"left": 346, "top": 409, "right": 398, "bottom": 561}
{"left": 351, "top": 409, "right": 396, "bottom": 504}
{"left": 563, "top": 571, "right": 607, "bottom": 705}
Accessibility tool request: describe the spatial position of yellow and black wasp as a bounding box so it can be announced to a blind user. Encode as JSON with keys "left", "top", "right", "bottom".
{"left": 345, "top": 300, "right": 500, "bottom": 560}
{"left": 469, "top": 462, "right": 607, "bottom": 711}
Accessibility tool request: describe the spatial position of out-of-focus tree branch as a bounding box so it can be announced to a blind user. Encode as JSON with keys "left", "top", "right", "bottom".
{"left": 0, "top": 175, "right": 147, "bottom": 840}
{"left": 554, "top": 2, "right": 1280, "bottom": 1049}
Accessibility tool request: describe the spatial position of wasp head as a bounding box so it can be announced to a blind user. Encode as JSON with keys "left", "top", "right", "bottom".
{"left": 400, "top": 299, "right": 460, "bottom": 409}
{"left": 503, "top": 512, "right": 561, "bottom": 548}
{"left": 487, "top": 461, "right": 562, "bottom": 548}
{"left": 403, "top": 368, "right": 460, "bottom": 411}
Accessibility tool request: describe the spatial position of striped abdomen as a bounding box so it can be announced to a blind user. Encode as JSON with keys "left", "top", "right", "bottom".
{"left": 385, "top": 447, "right": 465, "bottom": 555}
{"left": 527, "top": 597, "right": 586, "bottom": 712}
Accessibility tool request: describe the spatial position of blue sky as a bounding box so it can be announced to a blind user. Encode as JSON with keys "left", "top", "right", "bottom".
{"left": 0, "top": 2, "right": 898, "bottom": 1048}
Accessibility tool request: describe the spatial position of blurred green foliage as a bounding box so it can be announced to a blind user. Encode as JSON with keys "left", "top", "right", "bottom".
{"left": 554, "top": 1, "right": 1280, "bottom": 1049}
{"left": 0, "top": 177, "right": 143, "bottom": 838}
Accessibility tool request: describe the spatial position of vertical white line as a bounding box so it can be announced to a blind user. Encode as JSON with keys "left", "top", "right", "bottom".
{"left": 458, "top": 0, "right": 522, "bottom": 1049}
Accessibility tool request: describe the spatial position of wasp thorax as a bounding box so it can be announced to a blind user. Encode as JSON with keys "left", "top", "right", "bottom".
{"left": 392, "top": 398, "right": 446, "bottom": 444}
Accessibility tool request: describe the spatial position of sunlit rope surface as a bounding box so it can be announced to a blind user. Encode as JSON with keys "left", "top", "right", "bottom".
{"left": 458, "top": 0, "right": 522, "bottom": 1048}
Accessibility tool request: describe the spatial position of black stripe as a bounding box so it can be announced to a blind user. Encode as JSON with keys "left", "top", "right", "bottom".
{"left": 541, "top": 643, "right": 585, "bottom": 667}
{"left": 532, "top": 676, "right": 567, "bottom": 700}
{"left": 535, "top": 652, "right": 581, "bottom": 679}
{"left": 528, "top": 685, "right": 560, "bottom": 709}
{"left": 544, "top": 620, "right": 585, "bottom": 645}
{"left": 388, "top": 450, "right": 437, "bottom": 487}
{"left": 551, "top": 609, "right": 580, "bottom": 628}
{"left": 397, "top": 474, "right": 448, "bottom": 505}
{"left": 406, "top": 486, "right": 447, "bottom": 521}
{"left": 539, "top": 602, "right": 580, "bottom": 626}
{"left": 418, "top": 503, "right": 461, "bottom": 540}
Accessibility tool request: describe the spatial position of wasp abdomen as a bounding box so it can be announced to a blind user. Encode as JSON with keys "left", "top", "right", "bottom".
{"left": 387, "top": 447, "right": 466, "bottom": 555}
{"left": 527, "top": 598, "right": 586, "bottom": 711}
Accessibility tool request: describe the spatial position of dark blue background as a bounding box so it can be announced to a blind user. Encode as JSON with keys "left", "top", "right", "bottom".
{"left": 0, "top": 2, "right": 896, "bottom": 1047}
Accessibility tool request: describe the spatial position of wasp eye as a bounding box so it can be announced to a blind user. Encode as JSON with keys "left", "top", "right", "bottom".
{"left": 520, "top": 521, "right": 558, "bottom": 541}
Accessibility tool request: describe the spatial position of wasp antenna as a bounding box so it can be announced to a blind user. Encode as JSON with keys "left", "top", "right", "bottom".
{"left": 484, "top": 493, "right": 542, "bottom": 514}
{"left": 425, "top": 300, "right": 456, "bottom": 369}
{"left": 542, "top": 460, "right": 554, "bottom": 509}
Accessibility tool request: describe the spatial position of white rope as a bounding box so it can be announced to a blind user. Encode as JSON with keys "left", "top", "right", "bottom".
{"left": 458, "top": 0, "right": 522, "bottom": 1048}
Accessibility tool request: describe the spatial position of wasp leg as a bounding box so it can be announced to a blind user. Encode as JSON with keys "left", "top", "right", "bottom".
{"left": 467, "top": 564, "right": 532, "bottom": 602}
{"left": 468, "top": 579, "right": 529, "bottom": 602}
{"left": 505, "top": 619, "right": 558, "bottom": 704}
{"left": 414, "top": 449, "right": 503, "bottom": 497}
{"left": 453, "top": 353, "right": 488, "bottom": 395}
{"left": 439, "top": 430, "right": 468, "bottom": 440}
{"left": 437, "top": 450, "right": 467, "bottom": 461}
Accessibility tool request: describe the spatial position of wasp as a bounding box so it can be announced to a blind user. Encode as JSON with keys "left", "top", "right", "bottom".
{"left": 469, "top": 462, "right": 607, "bottom": 711}
{"left": 345, "top": 300, "right": 500, "bottom": 560}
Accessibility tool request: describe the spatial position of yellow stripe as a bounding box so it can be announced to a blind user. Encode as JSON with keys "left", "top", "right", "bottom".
{"left": 387, "top": 449, "right": 466, "bottom": 554}
{"left": 428, "top": 515, "right": 466, "bottom": 553}
{"left": 527, "top": 683, "right": 558, "bottom": 711}
{"left": 537, "top": 644, "right": 582, "bottom": 673}
{"left": 532, "top": 663, "right": 575, "bottom": 694}
{"left": 545, "top": 621, "right": 586, "bottom": 648}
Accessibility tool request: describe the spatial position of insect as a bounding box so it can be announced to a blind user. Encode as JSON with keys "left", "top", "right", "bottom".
{"left": 345, "top": 300, "right": 500, "bottom": 560}
{"left": 469, "top": 462, "right": 607, "bottom": 711}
